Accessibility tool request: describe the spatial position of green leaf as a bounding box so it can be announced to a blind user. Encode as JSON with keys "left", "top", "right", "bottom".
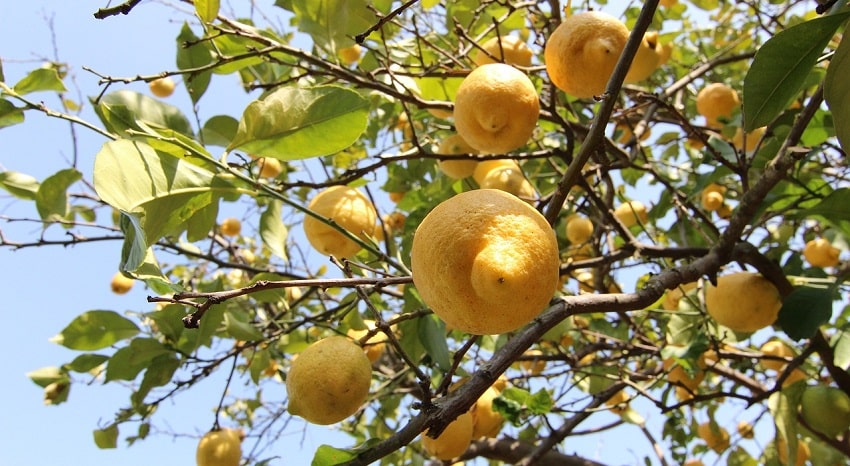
{"left": 201, "top": 115, "right": 239, "bottom": 147}
{"left": 825, "top": 31, "right": 850, "bottom": 153}
{"left": 311, "top": 445, "right": 358, "bottom": 466}
{"left": 526, "top": 388, "right": 554, "bottom": 415}
{"left": 93, "top": 424, "right": 119, "bottom": 449}
{"left": 13, "top": 67, "right": 67, "bottom": 95}
{"left": 126, "top": 338, "right": 172, "bottom": 365}
{"left": 94, "top": 90, "right": 194, "bottom": 138}
{"left": 260, "top": 199, "right": 288, "bottom": 260}
{"left": 228, "top": 85, "right": 368, "bottom": 160}
{"left": 768, "top": 383, "right": 804, "bottom": 466}
{"left": 105, "top": 346, "right": 148, "bottom": 381}
{"left": 195, "top": 0, "right": 219, "bottom": 22}
{"left": 131, "top": 355, "right": 181, "bottom": 408}
{"left": 0, "top": 170, "right": 39, "bottom": 199}
{"left": 118, "top": 212, "right": 148, "bottom": 272}
{"left": 94, "top": 140, "right": 226, "bottom": 248}
{"left": 35, "top": 168, "right": 81, "bottom": 221}
{"left": 777, "top": 286, "right": 833, "bottom": 341}
{"left": 50, "top": 310, "right": 140, "bottom": 351}
{"left": 224, "top": 309, "right": 264, "bottom": 341}
{"left": 148, "top": 305, "right": 188, "bottom": 344}
{"left": 287, "top": 0, "right": 375, "bottom": 51}
{"left": 727, "top": 446, "right": 759, "bottom": 466}
{"left": 248, "top": 347, "right": 271, "bottom": 384}
{"left": 65, "top": 354, "right": 109, "bottom": 373}
{"left": 832, "top": 328, "right": 850, "bottom": 370}
{"left": 743, "top": 12, "right": 850, "bottom": 131}
{"left": 248, "top": 272, "right": 292, "bottom": 303}
{"left": 418, "top": 314, "right": 450, "bottom": 371}
{"left": 176, "top": 23, "right": 213, "bottom": 104}
{"left": 27, "top": 366, "right": 69, "bottom": 388}
{"left": 797, "top": 188, "right": 850, "bottom": 238}
{"left": 0, "top": 98, "right": 25, "bottom": 128}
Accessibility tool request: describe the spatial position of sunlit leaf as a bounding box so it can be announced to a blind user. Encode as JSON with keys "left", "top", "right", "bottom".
{"left": 0, "top": 98, "right": 25, "bottom": 128}
{"left": 224, "top": 309, "right": 264, "bottom": 341}
{"left": 777, "top": 286, "right": 832, "bottom": 341}
{"left": 797, "top": 188, "right": 850, "bottom": 239}
{"left": 229, "top": 85, "right": 368, "bottom": 160}
{"left": 176, "top": 23, "right": 213, "bottom": 104}
{"left": 118, "top": 212, "right": 148, "bottom": 272}
{"left": 26, "top": 366, "right": 68, "bottom": 388}
{"left": 93, "top": 90, "right": 194, "bottom": 138}
{"left": 201, "top": 115, "right": 239, "bottom": 147}
{"left": 311, "top": 445, "right": 357, "bottom": 466}
{"left": 195, "top": 0, "right": 219, "bottom": 22}
{"left": 13, "top": 67, "right": 67, "bottom": 95}
{"left": 0, "top": 170, "right": 39, "bottom": 199}
{"left": 65, "top": 354, "right": 109, "bottom": 373}
{"left": 249, "top": 347, "right": 271, "bottom": 384}
{"left": 287, "top": 0, "right": 375, "bottom": 51}
{"left": 93, "top": 424, "right": 119, "bottom": 449}
{"left": 260, "top": 199, "right": 288, "bottom": 260}
{"left": 831, "top": 328, "right": 850, "bottom": 370}
{"left": 132, "top": 355, "right": 180, "bottom": 407}
{"left": 50, "top": 310, "right": 140, "bottom": 351}
{"left": 743, "top": 12, "right": 850, "bottom": 131}
{"left": 418, "top": 314, "right": 450, "bottom": 371}
{"left": 825, "top": 31, "right": 850, "bottom": 153}
{"left": 768, "top": 383, "right": 804, "bottom": 466}
{"left": 35, "top": 168, "right": 81, "bottom": 221}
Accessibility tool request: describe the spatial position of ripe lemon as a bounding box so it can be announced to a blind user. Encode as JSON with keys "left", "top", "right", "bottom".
{"left": 662, "top": 282, "right": 697, "bottom": 311}
{"left": 220, "top": 217, "right": 242, "bottom": 237}
{"left": 565, "top": 214, "right": 594, "bottom": 244}
{"left": 257, "top": 157, "right": 283, "bottom": 178}
{"left": 303, "top": 186, "right": 378, "bottom": 258}
{"left": 800, "top": 385, "right": 850, "bottom": 437}
{"left": 663, "top": 355, "right": 705, "bottom": 391}
{"left": 472, "top": 159, "right": 520, "bottom": 184}
{"left": 696, "top": 83, "right": 740, "bottom": 128}
{"left": 700, "top": 184, "right": 726, "bottom": 212}
{"left": 614, "top": 122, "right": 651, "bottom": 144}
{"left": 732, "top": 126, "right": 766, "bottom": 153}
{"left": 436, "top": 133, "right": 480, "bottom": 179}
{"left": 410, "top": 189, "right": 560, "bottom": 335}
{"left": 776, "top": 436, "right": 810, "bottom": 466}
{"left": 544, "top": 11, "right": 629, "bottom": 98}
{"left": 453, "top": 63, "right": 540, "bottom": 154}
{"left": 759, "top": 340, "right": 794, "bottom": 372}
{"left": 110, "top": 272, "right": 134, "bottom": 294}
{"left": 518, "top": 349, "right": 547, "bottom": 375}
{"left": 388, "top": 191, "right": 406, "bottom": 204}
{"left": 704, "top": 272, "right": 782, "bottom": 333}
{"left": 624, "top": 32, "right": 663, "bottom": 83}
{"left": 196, "top": 428, "right": 242, "bottom": 466}
{"left": 803, "top": 238, "right": 841, "bottom": 268}
{"left": 614, "top": 200, "right": 649, "bottom": 228}
{"left": 473, "top": 35, "right": 533, "bottom": 67}
{"left": 477, "top": 166, "right": 536, "bottom": 200}
{"left": 737, "top": 420, "right": 755, "bottom": 439}
{"left": 471, "top": 386, "right": 505, "bottom": 438}
{"left": 286, "top": 336, "right": 372, "bottom": 425}
{"left": 346, "top": 320, "right": 387, "bottom": 363}
{"left": 421, "top": 411, "right": 474, "bottom": 460}
{"left": 605, "top": 389, "right": 630, "bottom": 414}
{"left": 660, "top": 0, "right": 678, "bottom": 6}
{"left": 697, "top": 422, "right": 730, "bottom": 453}
{"left": 337, "top": 44, "right": 362, "bottom": 66}
{"left": 149, "top": 77, "right": 176, "bottom": 98}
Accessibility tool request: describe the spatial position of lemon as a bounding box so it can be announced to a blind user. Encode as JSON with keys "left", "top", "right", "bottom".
{"left": 436, "top": 133, "right": 480, "bottom": 179}
{"left": 717, "top": 202, "right": 733, "bottom": 219}
{"left": 477, "top": 166, "right": 536, "bottom": 200}
{"left": 605, "top": 389, "right": 629, "bottom": 414}
{"left": 696, "top": 83, "right": 740, "bottom": 128}
{"left": 472, "top": 159, "right": 521, "bottom": 184}
{"left": 697, "top": 422, "right": 730, "bottom": 453}
{"left": 663, "top": 356, "right": 705, "bottom": 391}
{"left": 544, "top": 11, "right": 629, "bottom": 98}
{"left": 776, "top": 436, "right": 810, "bottom": 466}
{"left": 388, "top": 191, "right": 406, "bottom": 204}
{"left": 303, "top": 186, "right": 378, "bottom": 258}
{"left": 682, "top": 460, "right": 703, "bottom": 466}
{"left": 410, "top": 189, "right": 560, "bottom": 335}
{"left": 660, "top": 0, "right": 678, "bottom": 6}
{"left": 473, "top": 35, "right": 533, "bottom": 67}
{"left": 196, "top": 428, "right": 242, "bottom": 466}
{"left": 454, "top": 63, "right": 540, "bottom": 154}
{"left": 110, "top": 272, "right": 134, "bottom": 295}
{"left": 257, "top": 157, "right": 283, "bottom": 178}
{"left": 704, "top": 272, "right": 782, "bottom": 333}
{"left": 346, "top": 320, "right": 387, "bottom": 363}
{"left": 614, "top": 122, "right": 651, "bottom": 144}
{"left": 421, "top": 411, "right": 474, "bottom": 460}
{"left": 803, "top": 238, "right": 841, "bottom": 268}
{"left": 783, "top": 368, "right": 808, "bottom": 388}
{"left": 624, "top": 32, "right": 663, "bottom": 83}
{"left": 759, "top": 340, "right": 794, "bottom": 372}
{"left": 286, "top": 336, "right": 372, "bottom": 425}
{"left": 662, "top": 282, "right": 697, "bottom": 311}
{"left": 732, "top": 126, "right": 766, "bottom": 153}
{"left": 149, "top": 77, "right": 176, "bottom": 98}
{"left": 614, "top": 200, "right": 649, "bottom": 228}
{"left": 337, "top": 44, "right": 362, "bottom": 66}
{"left": 800, "top": 385, "right": 850, "bottom": 437}
{"left": 565, "top": 215, "right": 594, "bottom": 244}
{"left": 737, "top": 420, "right": 755, "bottom": 439}
{"left": 220, "top": 217, "right": 242, "bottom": 237}
{"left": 700, "top": 184, "right": 725, "bottom": 212}
{"left": 471, "top": 386, "right": 505, "bottom": 438}
{"left": 518, "top": 349, "right": 547, "bottom": 375}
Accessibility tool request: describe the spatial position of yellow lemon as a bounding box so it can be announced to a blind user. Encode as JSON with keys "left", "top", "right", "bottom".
{"left": 624, "top": 31, "right": 663, "bottom": 83}
{"left": 196, "top": 428, "right": 242, "bottom": 466}
{"left": 454, "top": 63, "right": 540, "bottom": 153}
{"left": 472, "top": 159, "right": 521, "bottom": 184}
{"left": 286, "top": 336, "right": 372, "bottom": 425}
{"left": 110, "top": 272, "right": 134, "bottom": 295}
{"left": 696, "top": 83, "right": 740, "bottom": 128}
{"left": 473, "top": 35, "right": 533, "bottom": 67}
{"left": 346, "top": 320, "right": 387, "bottom": 364}
{"left": 471, "top": 386, "right": 505, "bottom": 438}
{"left": 697, "top": 422, "right": 730, "bottom": 453}
{"left": 337, "top": 44, "right": 362, "bottom": 66}
{"left": 776, "top": 436, "right": 810, "bottom": 466}
{"left": 436, "top": 133, "right": 479, "bottom": 179}
{"left": 303, "top": 186, "right": 378, "bottom": 258}
{"left": 759, "top": 340, "right": 794, "bottom": 372}
{"left": 614, "top": 200, "right": 649, "bottom": 228}
{"left": 421, "top": 411, "right": 474, "bottom": 460}
{"left": 518, "top": 349, "right": 547, "bottom": 375}
{"left": 388, "top": 191, "right": 406, "bottom": 204}
{"left": 149, "top": 77, "right": 176, "bottom": 98}
{"left": 704, "top": 272, "right": 782, "bottom": 333}
{"left": 605, "top": 389, "right": 630, "bottom": 414}
{"left": 662, "top": 282, "right": 697, "bottom": 311}
{"left": 732, "top": 126, "right": 766, "bottom": 152}
{"left": 614, "top": 122, "right": 651, "bottom": 144}
{"left": 257, "top": 157, "right": 283, "bottom": 178}
{"left": 565, "top": 215, "right": 594, "bottom": 244}
{"left": 700, "top": 184, "right": 726, "bottom": 212}
{"left": 410, "top": 189, "right": 560, "bottom": 335}
{"left": 803, "top": 238, "right": 841, "bottom": 268}
{"left": 220, "top": 217, "right": 242, "bottom": 237}
{"left": 544, "top": 11, "right": 629, "bottom": 98}
{"left": 478, "top": 166, "right": 536, "bottom": 200}
{"left": 663, "top": 355, "right": 705, "bottom": 391}
{"left": 737, "top": 420, "right": 755, "bottom": 439}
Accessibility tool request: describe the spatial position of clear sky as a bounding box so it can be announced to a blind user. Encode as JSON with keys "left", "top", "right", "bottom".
{"left": 1, "top": 2, "right": 775, "bottom": 466}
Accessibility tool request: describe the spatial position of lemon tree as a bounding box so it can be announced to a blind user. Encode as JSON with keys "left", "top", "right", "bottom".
{"left": 4, "top": 1, "right": 850, "bottom": 465}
